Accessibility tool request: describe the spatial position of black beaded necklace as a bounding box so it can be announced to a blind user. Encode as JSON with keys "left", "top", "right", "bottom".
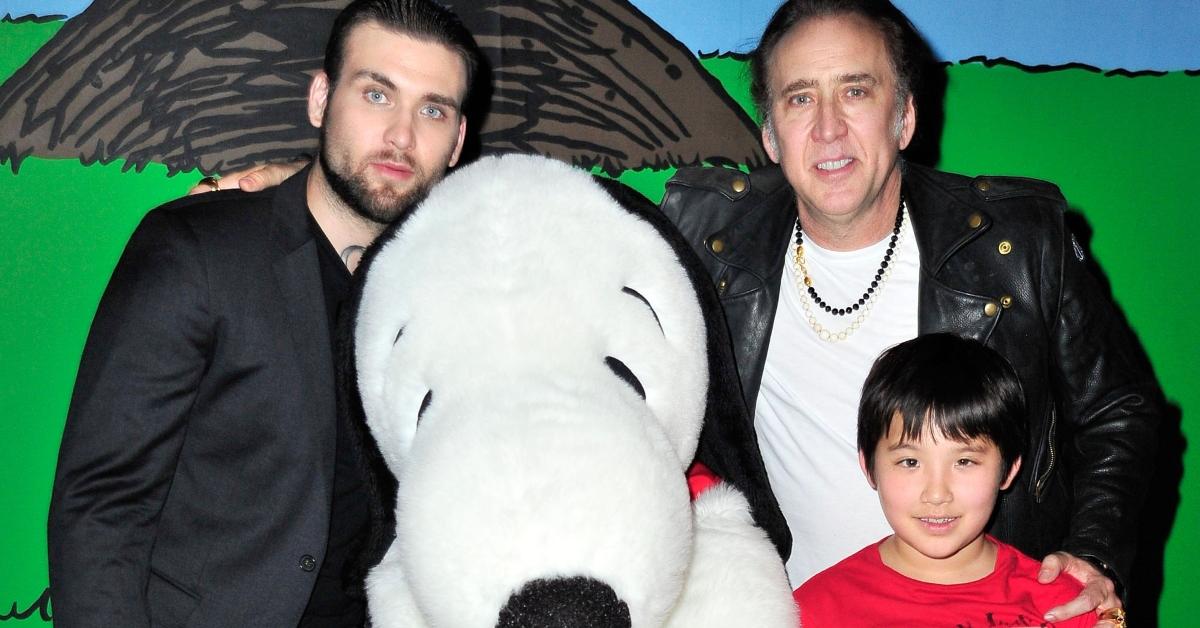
{"left": 793, "top": 195, "right": 905, "bottom": 317}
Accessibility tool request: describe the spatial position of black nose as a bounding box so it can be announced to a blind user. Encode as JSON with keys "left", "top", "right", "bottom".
{"left": 496, "top": 576, "right": 631, "bottom": 628}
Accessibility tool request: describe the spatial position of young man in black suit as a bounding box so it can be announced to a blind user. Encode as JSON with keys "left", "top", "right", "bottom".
{"left": 47, "top": 1, "right": 477, "bottom": 625}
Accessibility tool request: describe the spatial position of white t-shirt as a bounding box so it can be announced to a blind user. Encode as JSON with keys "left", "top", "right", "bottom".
{"left": 755, "top": 211, "right": 920, "bottom": 586}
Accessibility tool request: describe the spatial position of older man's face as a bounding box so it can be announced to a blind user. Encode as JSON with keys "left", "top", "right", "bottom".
{"left": 762, "top": 14, "right": 914, "bottom": 238}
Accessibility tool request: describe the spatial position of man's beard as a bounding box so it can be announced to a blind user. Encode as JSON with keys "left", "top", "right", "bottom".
{"left": 319, "top": 129, "right": 436, "bottom": 226}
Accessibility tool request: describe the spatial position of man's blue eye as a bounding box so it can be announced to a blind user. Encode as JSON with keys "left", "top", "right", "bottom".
{"left": 366, "top": 90, "right": 386, "bottom": 103}
{"left": 421, "top": 105, "right": 444, "bottom": 119}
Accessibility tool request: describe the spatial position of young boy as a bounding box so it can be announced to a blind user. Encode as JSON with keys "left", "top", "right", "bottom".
{"left": 794, "top": 334, "right": 1099, "bottom": 627}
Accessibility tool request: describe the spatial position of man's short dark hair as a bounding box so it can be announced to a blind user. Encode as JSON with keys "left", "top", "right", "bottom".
{"left": 750, "top": 0, "right": 928, "bottom": 123}
{"left": 858, "top": 333, "right": 1027, "bottom": 479}
{"left": 323, "top": 0, "right": 480, "bottom": 102}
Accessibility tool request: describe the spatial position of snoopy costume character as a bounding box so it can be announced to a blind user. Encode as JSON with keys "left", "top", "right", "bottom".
{"left": 352, "top": 154, "right": 797, "bottom": 627}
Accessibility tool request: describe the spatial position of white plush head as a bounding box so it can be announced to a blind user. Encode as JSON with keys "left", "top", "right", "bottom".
{"left": 355, "top": 154, "right": 710, "bottom": 626}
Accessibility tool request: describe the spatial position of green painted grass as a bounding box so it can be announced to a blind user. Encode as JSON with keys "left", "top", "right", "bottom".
{"left": 0, "top": 158, "right": 199, "bottom": 617}
{"left": 0, "top": 17, "right": 61, "bottom": 89}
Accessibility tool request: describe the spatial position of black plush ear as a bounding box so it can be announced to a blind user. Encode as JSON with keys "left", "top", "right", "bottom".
{"left": 593, "top": 177, "right": 792, "bottom": 561}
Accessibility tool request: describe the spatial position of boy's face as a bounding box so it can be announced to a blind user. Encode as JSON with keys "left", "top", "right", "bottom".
{"left": 859, "top": 413, "right": 1020, "bottom": 581}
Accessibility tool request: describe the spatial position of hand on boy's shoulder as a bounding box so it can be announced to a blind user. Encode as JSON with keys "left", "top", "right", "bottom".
{"left": 1038, "top": 552, "right": 1121, "bottom": 628}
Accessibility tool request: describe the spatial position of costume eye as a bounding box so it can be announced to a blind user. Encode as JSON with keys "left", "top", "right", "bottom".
{"left": 393, "top": 327, "right": 404, "bottom": 345}
{"left": 621, "top": 286, "right": 662, "bottom": 333}
{"left": 418, "top": 390, "right": 433, "bottom": 422}
{"left": 605, "top": 356, "right": 645, "bottom": 400}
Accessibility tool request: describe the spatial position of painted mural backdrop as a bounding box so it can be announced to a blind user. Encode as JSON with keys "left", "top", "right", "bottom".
{"left": 1, "top": 0, "right": 1196, "bottom": 624}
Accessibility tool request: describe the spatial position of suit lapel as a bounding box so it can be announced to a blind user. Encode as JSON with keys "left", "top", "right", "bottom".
{"left": 269, "top": 168, "right": 337, "bottom": 473}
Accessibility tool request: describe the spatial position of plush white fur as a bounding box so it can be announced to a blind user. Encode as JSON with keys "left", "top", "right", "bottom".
{"left": 664, "top": 484, "right": 798, "bottom": 627}
{"left": 356, "top": 154, "right": 796, "bottom": 627}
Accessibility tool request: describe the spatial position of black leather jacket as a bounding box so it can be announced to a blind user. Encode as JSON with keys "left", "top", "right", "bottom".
{"left": 660, "top": 162, "right": 1161, "bottom": 593}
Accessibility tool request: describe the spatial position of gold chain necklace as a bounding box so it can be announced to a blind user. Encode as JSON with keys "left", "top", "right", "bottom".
{"left": 791, "top": 201, "right": 907, "bottom": 343}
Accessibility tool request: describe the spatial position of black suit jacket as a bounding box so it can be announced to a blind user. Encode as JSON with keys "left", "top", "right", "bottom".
{"left": 48, "top": 169, "right": 339, "bottom": 627}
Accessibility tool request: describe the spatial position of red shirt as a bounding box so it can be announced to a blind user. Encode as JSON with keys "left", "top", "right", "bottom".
{"left": 794, "top": 537, "right": 1096, "bottom": 627}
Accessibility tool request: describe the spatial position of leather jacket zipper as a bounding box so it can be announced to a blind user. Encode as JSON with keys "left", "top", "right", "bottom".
{"left": 1034, "top": 408, "right": 1058, "bottom": 501}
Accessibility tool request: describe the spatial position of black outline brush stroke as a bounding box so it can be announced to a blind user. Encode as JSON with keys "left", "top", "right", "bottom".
{"left": 2, "top": 14, "right": 68, "bottom": 24}
{"left": 958, "top": 55, "right": 1186, "bottom": 78}
{"left": 0, "top": 587, "right": 52, "bottom": 622}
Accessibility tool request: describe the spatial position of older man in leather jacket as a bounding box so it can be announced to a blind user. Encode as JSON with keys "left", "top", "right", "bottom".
{"left": 660, "top": 1, "right": 1159, "bottom": 624}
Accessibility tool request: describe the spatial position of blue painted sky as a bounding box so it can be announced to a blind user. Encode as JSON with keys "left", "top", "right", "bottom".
{"left": 4, "top": 0, "right": 1198, "bottom": 71}
{"left": 2, "top": 0, "right": 88, "bottom": 19}
{"left": 641, "top": 0, "right": 1199, "bottom": 71}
